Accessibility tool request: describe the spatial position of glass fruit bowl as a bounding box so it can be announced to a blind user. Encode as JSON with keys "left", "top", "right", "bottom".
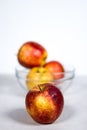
{"left": 15, "top": 64, "right": 75, "bottom": 93}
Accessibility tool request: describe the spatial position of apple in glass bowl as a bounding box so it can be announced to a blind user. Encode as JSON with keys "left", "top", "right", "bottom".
{"left": 15, "top": 64, "right": 75, "bottom": 93}
{"left": 26, "top": 67, "right": 54, "bottom": 90}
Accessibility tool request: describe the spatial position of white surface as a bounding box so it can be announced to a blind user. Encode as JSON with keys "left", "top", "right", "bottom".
{"left": 0, "top": 74, "right": 87, "bottom": 130}
{"left": 0, "top": 0, "right": 87, "bottom": 75}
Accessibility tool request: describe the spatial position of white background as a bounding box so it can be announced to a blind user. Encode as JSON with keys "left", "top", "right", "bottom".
{"left": 0, "top": 0, "right": 87, "bottom": 75}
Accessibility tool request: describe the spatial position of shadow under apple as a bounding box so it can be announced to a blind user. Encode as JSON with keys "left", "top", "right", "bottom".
{"left": 55, "top": 104, "right": 76, "bottom": 124}
{"left": 7, "top": 108, "right": 38, "bottom": 126}
{"left": 7, "top": 104, "right": 75, "bottom": 125}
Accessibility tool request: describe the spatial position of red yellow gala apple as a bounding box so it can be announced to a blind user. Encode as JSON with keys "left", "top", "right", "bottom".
{"left": 26, "top": 67, "right": 54, "bottom": 90}
{"left": 17, "top": 41, "right": 48, "bottom": 68}
{"left": 44, "top": 61, "right": 65, "bottom": 79}
{"left": 25, "top": 83, "right": 64, "bottom": 124}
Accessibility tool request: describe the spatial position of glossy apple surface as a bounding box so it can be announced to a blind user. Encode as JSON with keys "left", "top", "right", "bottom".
{"left": 44, "top": 61, "right": 65, "bottom": 79}
{"left": 26, "top": 67, "right": 53, "bottom": 90}
{"left": 25, "top": 83, "right": 64, "bottom": 124}
{"left": 17, "top": 41, "right": 47, "bottom": 68}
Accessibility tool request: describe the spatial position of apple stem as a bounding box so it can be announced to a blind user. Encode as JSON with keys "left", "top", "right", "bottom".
{"left": 38, "top": 84, "right": 42, "bottom": 91}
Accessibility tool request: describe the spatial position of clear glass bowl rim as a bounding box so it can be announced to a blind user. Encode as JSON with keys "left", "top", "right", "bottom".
{"left": 15, "top": 64, "right": 75, "bottom": 82}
